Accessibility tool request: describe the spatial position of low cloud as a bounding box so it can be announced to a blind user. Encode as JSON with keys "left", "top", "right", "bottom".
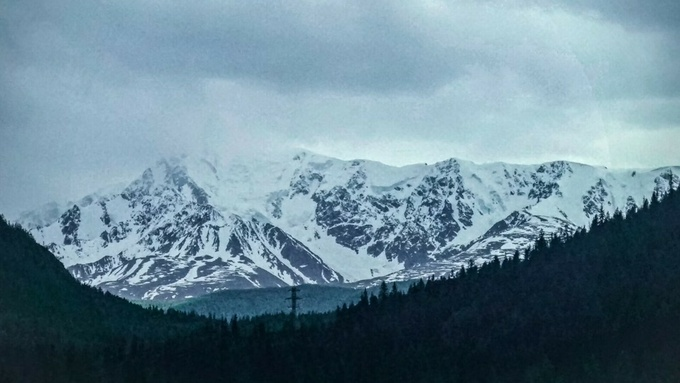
{"left": 1, "top": 0, "right": 678, "bottom": 217}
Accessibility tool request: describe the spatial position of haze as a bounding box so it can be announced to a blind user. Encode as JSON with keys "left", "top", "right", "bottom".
{"left": 1, "top": 0, "right": 679, "bottom": 218}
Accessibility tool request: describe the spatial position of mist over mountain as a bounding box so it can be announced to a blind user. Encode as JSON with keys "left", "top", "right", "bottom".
{"left": 18, "top": 151, "right": 679, "bottom": 300}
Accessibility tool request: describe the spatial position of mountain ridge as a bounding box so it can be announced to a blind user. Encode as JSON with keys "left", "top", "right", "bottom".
{"left": 17, "top": 150, "right": 679, "bottom": 300}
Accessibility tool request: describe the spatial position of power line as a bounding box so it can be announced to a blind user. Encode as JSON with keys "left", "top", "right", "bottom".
{"left": 286, "top": 286, "right": 301, "bottom": 317}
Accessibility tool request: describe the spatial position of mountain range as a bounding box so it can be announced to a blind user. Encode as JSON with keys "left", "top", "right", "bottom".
{"left": 17, "top": 151, "right": 679, "bottom": 300}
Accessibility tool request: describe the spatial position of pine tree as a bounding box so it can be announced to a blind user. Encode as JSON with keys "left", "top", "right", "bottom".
{"left": 390, "top": 282, "right": 399, "bottom": 297}
{"left": 535, "top": 230, "right": 548, "bottom": 253}
{"left": 230, "top": 315, "right": 239, "bottom": 337}
{"left": 513, "top": 249, "right": 521, "bottom": 265}
{"left": 359, "top": 289, "right": 369, "bottom": 307}
{"left": 379, "top": 281, "right": 389, "bottom": 302}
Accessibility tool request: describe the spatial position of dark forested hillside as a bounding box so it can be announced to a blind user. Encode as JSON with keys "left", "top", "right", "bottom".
{"left": 323, "top": 186, "right": 680, "bottom": 382}
{"left": 0, "top": 217, "right": 210, "bottom": 382}
{"left": 1, "top": 183, "right": 680, "bottom": 382}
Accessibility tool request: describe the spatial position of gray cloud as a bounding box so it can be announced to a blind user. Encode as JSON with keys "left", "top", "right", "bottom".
{"left": 478, "top": 0, "right": 680, "bottom": 100}
{"left": 1, "top": 0, "right": 679, "bottom": 218}
{"left": 6, "top": 0, "right": 677, "bottom": 99}
{"left": 8, "top": 0, "right": 463, "bottom": 94}
{"left": 617, "top": 98, "right": 680, "bottom": 129}
{"left": 551, "top": 0, "right": 680, "bottom": 32}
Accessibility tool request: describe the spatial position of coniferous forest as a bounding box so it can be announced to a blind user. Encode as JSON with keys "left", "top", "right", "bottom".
{"left": 2, "top": 184, "right": 680, "bottom": 382}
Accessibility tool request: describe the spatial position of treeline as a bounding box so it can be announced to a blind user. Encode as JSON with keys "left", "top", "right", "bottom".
{"left": 1, "top": 183, "right": 680, "bottom": 382}
{"left": 0, "top": 216, "right": 217, "bottom": 382}
{"left": 324, "top": 187, "right": 680, "bottom": 382}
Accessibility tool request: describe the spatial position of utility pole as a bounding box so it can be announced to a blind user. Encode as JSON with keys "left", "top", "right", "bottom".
{"left": 286, "top": 286, "right": 301, "bottom": 317}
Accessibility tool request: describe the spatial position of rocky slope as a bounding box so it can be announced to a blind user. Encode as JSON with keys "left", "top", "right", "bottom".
{"left": 18, "top": 151, "right": 679, "bottom": 300}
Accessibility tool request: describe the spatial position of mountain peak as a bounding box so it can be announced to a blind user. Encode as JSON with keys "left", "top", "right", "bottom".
{"left": 19, "top": 153, "right": 678, "bottom": 300}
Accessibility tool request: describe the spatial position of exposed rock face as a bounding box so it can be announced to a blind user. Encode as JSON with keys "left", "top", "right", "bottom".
{"left": 19, "top": 152, "right": 679, "bottom": 300}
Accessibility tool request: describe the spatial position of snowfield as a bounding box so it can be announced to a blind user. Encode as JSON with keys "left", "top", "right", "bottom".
{"left": 18, "top": 150, "right": 679, "bottom": 300}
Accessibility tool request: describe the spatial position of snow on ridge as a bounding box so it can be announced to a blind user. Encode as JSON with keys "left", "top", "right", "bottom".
{"left": 17, "top": 150, "right": 679, "bottom": 300}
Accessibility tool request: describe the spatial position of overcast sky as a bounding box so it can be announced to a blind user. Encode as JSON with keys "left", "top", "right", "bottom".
{"left": 1, "top": 0, "right": 679, "bottom": 218}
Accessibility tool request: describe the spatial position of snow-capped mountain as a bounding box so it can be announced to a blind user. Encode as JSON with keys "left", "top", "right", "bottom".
{"left": 19, "top": 151, "right": 679, "bottom": 300}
